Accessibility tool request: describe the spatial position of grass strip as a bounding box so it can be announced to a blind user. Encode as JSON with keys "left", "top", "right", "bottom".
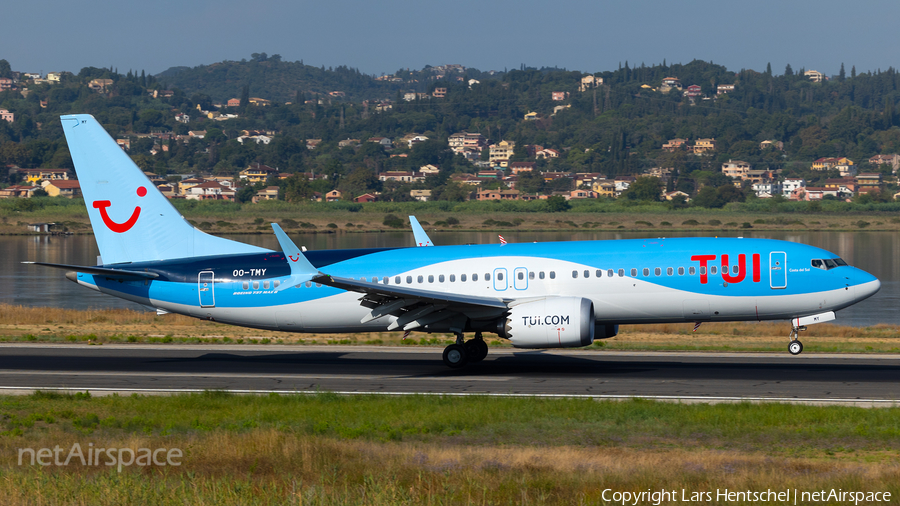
{"left": 1, "top": 392, "right": 899, "bottom": 504}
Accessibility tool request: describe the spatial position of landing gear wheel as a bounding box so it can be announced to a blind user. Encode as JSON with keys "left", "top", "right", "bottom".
{"left": 788, "top": 340, "right": 803, "bottom": 355}
{"left": 465, "top": 339, "right": 489, "bottom": 363}
{"left": 443, "top": 344, "right": 469, "bottom": 368}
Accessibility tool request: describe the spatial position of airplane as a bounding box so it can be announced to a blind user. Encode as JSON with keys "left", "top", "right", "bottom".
{"left": 27, "top": 114, "right": 882, "bottom": 368}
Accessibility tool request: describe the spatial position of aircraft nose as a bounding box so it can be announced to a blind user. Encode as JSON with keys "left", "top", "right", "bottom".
{"left": 853, "top": 269, "right": 881, "bottom": 302}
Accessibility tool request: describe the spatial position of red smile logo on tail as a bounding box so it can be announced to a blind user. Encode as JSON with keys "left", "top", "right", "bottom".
{"left": 93, "top": 186, "right": 147, "bottom": 233}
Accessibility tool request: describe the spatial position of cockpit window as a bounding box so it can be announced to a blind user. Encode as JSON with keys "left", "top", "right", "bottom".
{"left": 811, "top": 258, "right": 847, "bottom": 270}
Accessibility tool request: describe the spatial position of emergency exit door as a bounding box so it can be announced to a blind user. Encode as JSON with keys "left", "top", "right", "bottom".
{"left": 199, "top": 271, "right": 216, "bottom": 307}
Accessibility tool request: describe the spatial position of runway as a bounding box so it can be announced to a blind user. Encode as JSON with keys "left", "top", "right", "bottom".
{"left": 0, "top": 344, "right": 899, "bottom": 406}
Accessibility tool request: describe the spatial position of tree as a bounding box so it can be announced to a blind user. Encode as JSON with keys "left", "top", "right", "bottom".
{"left": 0, "top": 59, "right": 11, "bottom": 78}
{"left": 622, "top": 176, "right": 662, "bottom": 201}
{"left": 839, "top": 63, "right": 846, "bottom": 82}
{"left": 545, "top": 195, "right": 570, "bottom": 212}
{"left": 240, "top": 85, "right": 249, "bottom": 108}
{"left": 784, "top": 64, "right": 793, "bottom": 76}
{"left": 279, "top": 173, "right": 313, "bottom": 202}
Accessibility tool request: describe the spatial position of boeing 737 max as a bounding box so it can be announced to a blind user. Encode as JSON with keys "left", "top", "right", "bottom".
{"left": 28, "top": 115, "right": 882, "bottom": 367}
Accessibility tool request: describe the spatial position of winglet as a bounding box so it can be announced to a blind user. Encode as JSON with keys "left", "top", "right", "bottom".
{"left": 271, "top": 223, "right": 320, "bottom": 290}
{"left": 409, "top": 216, "right": 434, "bottom": 247}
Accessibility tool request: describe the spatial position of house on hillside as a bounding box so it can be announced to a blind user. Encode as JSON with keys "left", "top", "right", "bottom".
{"left": 42, "top": 180, "right": 81, "bottom": 198}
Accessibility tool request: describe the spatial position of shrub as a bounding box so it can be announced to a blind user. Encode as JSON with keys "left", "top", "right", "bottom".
{"left": 682, "top": 219, "right": 699, "bottom": 226}
{"left": 708, "top": 219, "right": 722, "bottom": 226}
{"left": 741, "top": 222, "right": 753, "bottom": 228}
{"left": 446, "top": 216, "right": 460, "bottom": 225}
{"left": 326, "top": 223, "right": 338, "bottom": 229}
{"left": 383, "top": 214, "right": 405, "bottom": 228}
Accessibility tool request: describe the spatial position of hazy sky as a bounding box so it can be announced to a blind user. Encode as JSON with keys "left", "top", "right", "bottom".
{"left": 6, "top": 0, "right": 900, "bottom": 78}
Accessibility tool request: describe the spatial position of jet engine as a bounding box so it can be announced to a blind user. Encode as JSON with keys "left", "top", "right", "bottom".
{"left": 501, "top": 297, "right": 595, "bottom": 348}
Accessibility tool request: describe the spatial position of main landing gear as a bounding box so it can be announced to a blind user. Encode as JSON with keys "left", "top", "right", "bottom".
{"left": 442, "top": 332, "right": 489, "bottom": 368}
{"left": 788, "top": 325, "right": 805, "bottom": 355}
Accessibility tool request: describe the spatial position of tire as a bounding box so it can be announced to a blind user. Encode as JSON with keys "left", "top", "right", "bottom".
{"left": 788, "top": 341, "right": 803, "bottom": 355}
{"left": 465, "top": 339, "right": 488, "bottom": 362}
{"left": 442, "top": 344, "right": 468, "bottom": 368}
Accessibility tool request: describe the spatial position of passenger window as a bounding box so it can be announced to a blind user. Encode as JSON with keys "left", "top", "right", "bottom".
{"left": 732, "top": 265, "right": 738, "bottom": 274}
{"left": 439, "top": 275, "right": 445, "bottom": 282}
{"left": 406, "top": 276, "right": 413, "bottom": 284}
{"left": 667, "top": 267, "right": 673, "bottom": 276}
{"left": 253, "top": 281, "right": 260, "bottom": 290}
{"left": 315, "top": 283, "right": 321, "bottom": 287}
{"left": 711, "top": 266, "right": 718, "bottom": 275}
{"left": 395, "top": 276, "right": 401, "bottom": 284}
{"left": 305, "top": 281, "right": 312, "bottom": 288}
{"left": 497, "top": 272, "right": 503, "bottom": 281}
{"left": 678, "top": 267, "right": 684, "bottom": 275}
{"left": 461, "top": 274, "right": 467, "bottom": 282}
{"left": 242, "top": 281, "right": 249, "bottom": 290}
{"left": 539, "top": 272, "right": 545, "bottom": 279}
{"left": 609, "top": 269, "right": 615, "bottom": 277}
{"left": 618, "top": 269, "right": 624, "bottom": 277}
{"left": 596, "top": 269, "right": 602, "bottom": 278}
{"left": 642, "top": 268, "right": 649, "bottom": 276}
{"left": 689, "top": 267, "right": 696, "bottom": 275}
{"left": 428, "top": 275, "right": 434, "bottom": 283}
{"left": 654, "top": 268, "right": 661, "bottom": 276}
{"left": 360, "top": 277, "right": 367, "bottom": 282}
{"left": 383, "top": 276, "right": 389, "bottom": 284}
{"left": 550, "top": 271, "right": 556, "bottom": 279}
{"left": 631, "top": 268, "right": 637, "bottom": 277}
{"left": 485, "top": 273, "right": 491, "bottom": 281}
{"left": 529, "top": 271, "right": 535, "bottom": 280}
{"left": 473, "top": 273, "right": 478, "bottom": 281}
{"left": 263, "top": 281, "right": 270, "bottom": 289}
{"left": 274, "top": 280, "right": 280, "bottom": 288}
{"left": 572, "top": 270, "right": 578, "bottom": 278}
{"left": 450, "top": 274, "right": 456, "bottom": 282}
{"left": 417, "top": 275, "right": 424, "bottom": 283}
{"left": 518, "top": 272, "right": 524, "bottom": 280}
{"left": 584, "top": 270, "right": 590, "bottom": 278}
{"left": 699, "top": 267, "right": 706, "bottom": 275}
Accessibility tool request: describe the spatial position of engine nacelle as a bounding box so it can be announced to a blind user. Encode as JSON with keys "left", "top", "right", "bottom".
{"left": 504, "top": 297, "right": 594, "bottom": 348}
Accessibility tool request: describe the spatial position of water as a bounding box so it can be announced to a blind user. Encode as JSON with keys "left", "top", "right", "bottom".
{"left": 3, "top": 230, "right": 898, "bottom": 327}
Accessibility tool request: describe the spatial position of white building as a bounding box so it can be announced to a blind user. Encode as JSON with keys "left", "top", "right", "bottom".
{"left": 782, "top": 178, "right": 805, "bottom": 198}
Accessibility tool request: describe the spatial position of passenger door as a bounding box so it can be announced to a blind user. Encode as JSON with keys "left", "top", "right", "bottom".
{"left": 199, "top": 271, "right": 216, "bottom": 307}
{"left": 769, "top": 252, "right": 787, "bottom": 289}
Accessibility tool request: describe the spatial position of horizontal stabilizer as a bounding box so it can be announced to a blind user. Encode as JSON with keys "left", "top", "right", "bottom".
{"left": 22, "top": 261, "right": 159, "bottom": 280}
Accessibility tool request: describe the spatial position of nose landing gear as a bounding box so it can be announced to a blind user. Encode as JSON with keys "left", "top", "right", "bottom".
{"left": 788, "top": 325, "right": 805, "bottom": 355}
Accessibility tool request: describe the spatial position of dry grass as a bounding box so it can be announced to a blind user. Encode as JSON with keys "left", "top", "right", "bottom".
{"left": 1, "top": 429, "right": 898, "bottom": 505}
{"left": 2, "top": 304, "right": 899, "bottom": 353}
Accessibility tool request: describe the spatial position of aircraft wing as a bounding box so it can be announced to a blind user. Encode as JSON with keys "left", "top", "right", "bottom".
{"left": 313, "top": 273, "right": 509, "bottom": 332}
{"left": 22, "top": 261, "right": 159, "bottom": 280}
{"left": 409, "top": 216, "right": 434, "bottom": 246}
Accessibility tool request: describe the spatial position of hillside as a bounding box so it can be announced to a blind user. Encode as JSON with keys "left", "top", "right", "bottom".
{"left": 156, "top": 54, "right": 410, "bottom": 103}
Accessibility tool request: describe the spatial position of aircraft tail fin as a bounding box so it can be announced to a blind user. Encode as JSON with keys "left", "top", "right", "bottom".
{"left": 60, "top": 114, "right": 269, "bottom": 264}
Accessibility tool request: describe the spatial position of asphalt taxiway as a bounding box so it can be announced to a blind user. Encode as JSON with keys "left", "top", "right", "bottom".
{"left": 0, "top": 344, "right": 898, "bottom": 406}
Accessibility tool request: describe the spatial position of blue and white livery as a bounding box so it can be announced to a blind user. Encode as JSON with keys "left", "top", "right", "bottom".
{"left": 30, "top": 115, "right": 882, "bottom": 367}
